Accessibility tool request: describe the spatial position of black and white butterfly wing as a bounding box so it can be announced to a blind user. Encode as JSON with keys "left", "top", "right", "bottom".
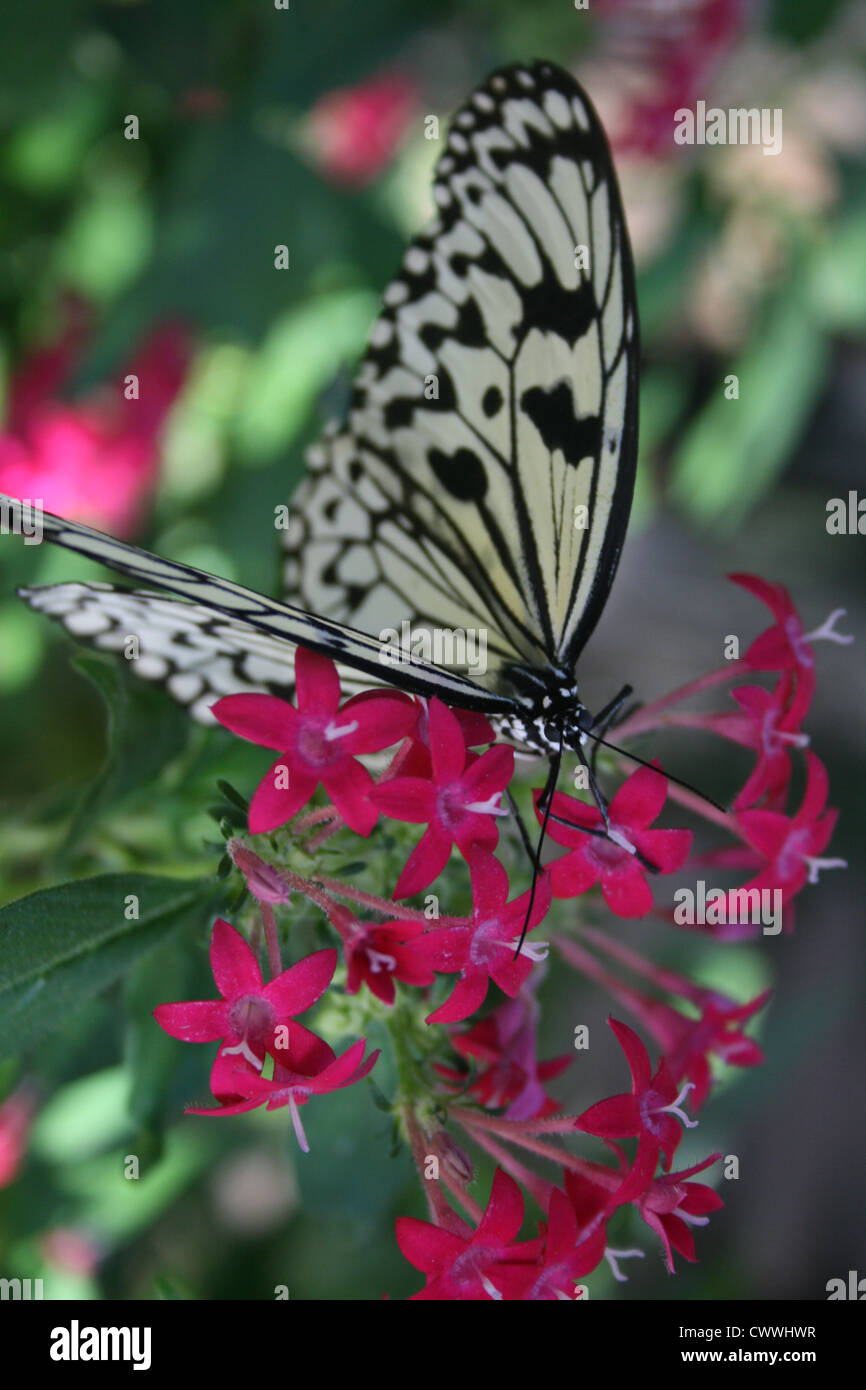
{"left": 9, "top": 500, "right": 516, "bottom": 718}
{"left": 284, "top": 60, "right": 638, "bottom": 683}
{"left": 21, "top": 582, "right": 309, "bottom": 723}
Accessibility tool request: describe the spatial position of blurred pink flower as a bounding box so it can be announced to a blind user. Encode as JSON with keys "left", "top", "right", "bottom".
{"left": 593, "top": 0, "right": 747, "bottom": 156}
{"left": 40, "top": 1228, "right": 101, "bottom": 1277}
{"left": 0, "top": 1085, "right": 36, "bottom": 1188}
{"left": 0, "top": 302, "right": 192, "bottom": 535}
{"left": 307, "top": 73, "right": 417, "bottom": 186}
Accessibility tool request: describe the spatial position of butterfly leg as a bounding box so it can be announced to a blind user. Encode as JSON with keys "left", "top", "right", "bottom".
{"left": 572, "top": 738, "right": 611, "bottom": 835}
{"left": 513, "top": 739, "right": 563, "bottom": 959}
{"left": 588, "top": 682, "right": 633, "bottom": 776}
{"left": 504, "top": 786, "right": 538, "bottom": 870}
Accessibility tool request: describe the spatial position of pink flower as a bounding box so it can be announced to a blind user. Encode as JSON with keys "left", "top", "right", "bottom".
{"left": 396, "top": 1168, "right": 540, "bottom": 1300}
{"left": 521, "top": 1186, "right": 608, "bottom": 1300}
{"left": 576, "top": 1018, "right": 698, "bottom": 1189}
{"left": 636, "top": 1154, "right": 724, "bottom": 1273}
{"left": 0, "top": 304, "right": 191, "bottom": 535}
{"left": 633, "top": 988, "right": 771, "bottom": 1111}
{"left": 154, "top": 918, "right": 336, "bottom": 1068}
{"left": 437, "top": 989, "right": 570, "bottom": 1120}
{"left": 733, "top": 751, "right": 844, "bottom": 905}
{"left": 371, "top": 698, "right": 514, "bottom": 897}
{"left": 539, "top": 766, "right": 692, "bottom": 918}
{"left": 189, "top": 1035, "right": 379, "bottom": 1153}
{"left": 731, "top": 573, "right": 851, "bottom": 713}
{"left": 727, "top": 680, "right": 810, "bottom": 810}
{"left": 308, "top": 73, "right": 416, "bottom": 187}
{"left": 407, "top": 851, "right": 552, "bottom": 1025}
{"left": 212, "top": 648, "right": 416, "bottom": 836}
{"left": 0, "top": 1085, "right": 36, "bottom": 1188}
{"left": 594, "top": 0, "right": 747, "bottom": 157}
{"left": 343, "top": 916, "right": 435, "bottom": 1005}
{"left": 40, "top": 1228, "right": 101, "bottom": 1277}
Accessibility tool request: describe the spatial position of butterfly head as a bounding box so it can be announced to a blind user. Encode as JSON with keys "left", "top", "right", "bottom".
{"left": 495, "top": 664, "right": 590, "bottom": 755}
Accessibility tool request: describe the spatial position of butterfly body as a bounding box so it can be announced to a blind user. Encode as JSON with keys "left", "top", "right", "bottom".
{"left": 491, "top": 663, "right": 588, "bottom": 755}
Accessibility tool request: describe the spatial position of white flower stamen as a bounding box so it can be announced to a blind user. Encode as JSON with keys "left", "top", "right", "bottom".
{"left": 605, "top": 1247, "right": 646, "bottom": 1282}
{"left": 806, "top": 855, "right": 847, "bottom": 885}
{"left": 659, "top": 1081, "right": 699, "bottom": 1129}
{"left": 466, "top": 793, "right": 508, "bottom": 817}
{"left": 325, "top": 718, "right": 359, "bottom": 741}
{"left": 804, "top": 609, "right": 853, "bottom": 647}
{"left": 221, "top": 1039, "right": 264, "bottom": 1070}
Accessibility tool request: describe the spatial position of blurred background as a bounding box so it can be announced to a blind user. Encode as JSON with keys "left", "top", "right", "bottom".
{"left": 0, "top": 0, "right": 863, "bottom": 1300}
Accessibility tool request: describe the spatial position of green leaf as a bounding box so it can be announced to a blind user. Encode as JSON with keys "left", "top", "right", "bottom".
{"left": 61, "top": 653, "right": 190, "bottom": 851}
{"left": 0, "top": 873, "right": 214, "bottom": 1056}
{"left": 808, "top": 209, "right": 866, "bottom": 332}
{"left": 215, "top": 779, "right": 249, "bottom": 813}
{"left": 668, "top": 293, "right": 829, "bottom": 528}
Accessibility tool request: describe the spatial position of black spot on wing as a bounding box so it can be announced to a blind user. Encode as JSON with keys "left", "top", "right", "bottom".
{"left": 428, "top": 446, "right": 488, "bottom": 501}
{"left": 521, "top": 383, "right": 600, "bottom": 465}
{"left": 482, "top": 385, "right": 503, "bottom": 417}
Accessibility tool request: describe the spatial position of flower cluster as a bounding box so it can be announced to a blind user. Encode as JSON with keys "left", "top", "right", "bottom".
{"left": 153, "top": 576, "right": 847, "bottom": 1298}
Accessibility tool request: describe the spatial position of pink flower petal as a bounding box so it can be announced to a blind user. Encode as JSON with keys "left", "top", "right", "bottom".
{"left": 611, "top": 763, "right": 668, "bottom": 828}
{"left": 576, "top": 1094, "right": 641, "bottom": 1138}
{"left": 249, "top": 760, "right": 317, "bottom": 833}
{"left": 467, "top": 848, "right": 510, "bottom": 918}
{"left": 549, "top": 851, "right": 598, "bottom": 899}
{"left": 461, "top": 743, "right": 514, "bottom": 800}
{"left": 476, "top": 1168, "right": 525, "bottom": 1245}
{"left": 263, "top": 947, "right": 337, "bottom": 1018}
{"left": 609, "top": 1018, "right": 653, "bottom": 1091}
{"left": 427, "top": 699, "right": 466, "bottom": 782}
{"left": 153, "top": 1000, "right": 227, "bottom": 1043}
{"left": 323, "top": 757, "right": 377, "bottom": 836}
{"left": 341, "top": 692, "right": 417, "bottom": 752}
{"left": 210, "top": 918, "right": 262, "bottom": 998}
{"left": 295, "top": 646, "right": 340, "bottom": 715}
{"left": 426, "top": 971, "right": 489, "bottom": 1024}
{"left": 395, "top": 1217, "right": 465, "bottom": 1273}
{"left": 212, "top": 693, "right": 298, "bottom": 749}
{"left": 370, "top": 777, "right": 435, "bottom": 823}
{"left": 600, "top": 860, "right": 654, "bottom": 917}
{"left": 393, "top": 824, "right": 453, "bottom": 898}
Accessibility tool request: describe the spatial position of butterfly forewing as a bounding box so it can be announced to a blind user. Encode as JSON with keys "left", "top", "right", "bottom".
{"left": 284, "top": 60, "right": 638, "bottom": 682}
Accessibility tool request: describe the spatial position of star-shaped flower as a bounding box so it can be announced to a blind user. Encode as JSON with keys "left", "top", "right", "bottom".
{"left": 189, "top": 1034, "right": 379, "bottom": 1153}
{"left": 396, "top": 1168, "right": 540, "bottom": 1300}
{"left": 212, "top": 648, "right": 415, "bottom": 836}
{"left": 576, "top": 1018, "right": 698, "bottom": 1189}
{"left": 371, "top": 697, "right": 514, "bottom": 897}
{"left": 538, "top": 766, "right": 692, "bottom": 918}
{"left": 636, "top": 1154, "right": 724, "bottom": 1272}
{"left": 406, "top": 850, "right": 551, "bottom": 1024}
{"left": 153, "top": 918, "right": 336, "bottom": 1069}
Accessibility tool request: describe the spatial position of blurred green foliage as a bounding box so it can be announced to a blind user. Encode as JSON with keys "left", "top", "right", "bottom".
{"left": 0, "top": 0, "right": 863, "bottom": 1301}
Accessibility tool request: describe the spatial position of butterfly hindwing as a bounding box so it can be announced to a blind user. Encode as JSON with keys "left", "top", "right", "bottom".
{"left": 10, "top": 501, "right": 516, "bottom": 715}
{"left": 21, "top": 582, "right": 305, "bottom": 723}
{"left": 284, "top": 60, "right": 638, "bottom": 681}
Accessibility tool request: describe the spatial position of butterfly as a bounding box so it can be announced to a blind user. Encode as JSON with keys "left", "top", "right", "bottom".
{"left": 2, "top": 60, "right": 642, "bottom": 887}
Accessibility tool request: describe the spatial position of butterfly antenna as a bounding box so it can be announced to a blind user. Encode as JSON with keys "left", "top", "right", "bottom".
{"left": 582, "top": 727, "right": 727, "bottom": 815}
